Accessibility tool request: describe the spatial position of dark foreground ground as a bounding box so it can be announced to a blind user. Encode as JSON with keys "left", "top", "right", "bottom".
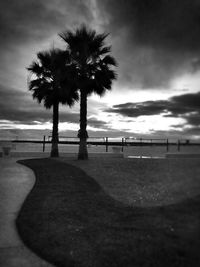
{"left": 16, "top": 158, "right": 200, "bottom": 267}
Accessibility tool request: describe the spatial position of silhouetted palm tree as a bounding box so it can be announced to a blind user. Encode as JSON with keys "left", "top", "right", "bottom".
{"left": 60, "top": 25, "right": 117, "bottom": 159}
{"left": 27, "top": 48, "right": 78, "bottom": 157}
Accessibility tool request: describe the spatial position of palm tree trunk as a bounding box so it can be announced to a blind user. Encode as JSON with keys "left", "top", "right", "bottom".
{"left": 78, "top": 89, "right": 88, "bottom": 160}
{"left": 51, "top": 101, "right": 59, "bottom": 157}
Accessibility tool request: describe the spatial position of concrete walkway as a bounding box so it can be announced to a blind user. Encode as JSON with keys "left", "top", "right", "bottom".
{"left": 0, "top": 158, "right": 54, "bottom": 267}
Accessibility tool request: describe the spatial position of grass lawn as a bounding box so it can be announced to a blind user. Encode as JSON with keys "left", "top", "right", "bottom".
{"left": 16, "top": 158, "right": 200, "bottom": 267}
{"left": 62, "top": 157, "right": 200, "bottom": 207}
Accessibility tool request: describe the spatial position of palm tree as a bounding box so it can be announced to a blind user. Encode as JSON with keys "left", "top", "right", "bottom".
{"left": 27, "top": 48, "right": 78, "bottom": 157}
{"left": 60, "top": 25, "right": 117, "bottom": 159}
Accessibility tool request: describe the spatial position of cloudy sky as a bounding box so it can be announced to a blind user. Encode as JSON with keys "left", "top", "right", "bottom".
{"left": 1, "top": 0, "right": 200, "bottom": 140}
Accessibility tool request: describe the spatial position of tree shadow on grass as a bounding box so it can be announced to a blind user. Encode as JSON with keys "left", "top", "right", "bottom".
{"left": 16, "top": 158, "right": 200, "bottom": 267}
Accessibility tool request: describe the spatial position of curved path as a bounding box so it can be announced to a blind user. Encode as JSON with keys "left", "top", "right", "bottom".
{"left": 0, "top": 158, "right": 54, "bottom": 267}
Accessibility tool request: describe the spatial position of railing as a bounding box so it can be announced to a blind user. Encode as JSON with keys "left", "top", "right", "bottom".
{"left": 5, "top": 136, "right": 200, "bottom": 154}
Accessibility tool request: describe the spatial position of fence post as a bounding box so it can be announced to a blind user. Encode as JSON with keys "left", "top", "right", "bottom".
{"left": 43, "top": 135, "right": 46, "bottom": 152}
{"left": 106, "top": 137, "right": 108, "bottom": 152}
{"left": 177, "top": 139, "right": 180, "bottom": 151}
{"left": 121, "top": 138, "right": 124, "bottom": 152}
{"left": 166, "top": 139, "right": 169, "bottom": 152}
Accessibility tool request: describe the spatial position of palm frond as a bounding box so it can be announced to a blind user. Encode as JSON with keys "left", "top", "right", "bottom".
{"left": 37, "top": 51, "right": 52, "bottom": 69}
{"left": 30, "top": 79, "right": 52, "bottom": 104}
{"left": 99, "top": 46, "right": 112, "bottom": 55}
{"left": 27, "top": 61, "right": 43, "bottom": 76}
{"left": 101, "top": 55, "right": 118, "bottom": 67}
{"left": 29, "top": 78, "right": 44, "bottom": 90}
{"left": 61, "top": 87, "right": 79, "bottom": 107}
{"left": 59, "top": 30, "right": 77, "bottom": 49}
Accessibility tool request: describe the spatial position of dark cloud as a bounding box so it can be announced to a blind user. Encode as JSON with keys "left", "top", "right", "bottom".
{"left": 186, "top": 116, "right": 200, "bottom": 126}
{"left": 171, "top": 92, "right": 200, "bottom": 109}
{"left": 97, "top": 0, "right": 200, "bottom": 88}
{"left": 87, "top": 118, "right": 108, "bottom": 129}
{"left": 102, "top": 0, "right": 200, "bottom": 52}
{"left": 0, "top": 0, "right": 93, "bottom": 91}
{"left": 105, "top": 91, "right": 200, "bottom": 126}
{"left": 0, "top": 83, "right": 80, "bottom": 124}
{"left": 59, "top": 112, "right": 80, "bottom": 124}
{"left": 164, "top": 92, "right": 200, "bottom": 117}
{"left": 0, "top": 0, "right": 91, "bottom": 48}
{"left": 108, "top": 101, "right": 168, "bottom": 117}
{"left": 0, "top": 106, "right": 79, "bottom": 125}
{"left": 0, "top": 84, "right": 41, "bottom": 122}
